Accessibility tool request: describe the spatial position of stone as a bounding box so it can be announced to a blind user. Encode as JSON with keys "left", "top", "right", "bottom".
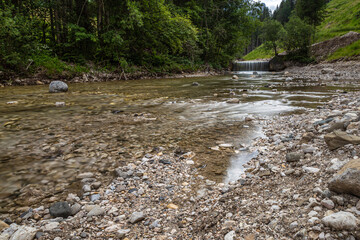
{"left": 326, "top": 122, "right": 346, "bottom": 133}
{"left": 224, "top": 230, "right": 236, "bottom": 240}
{"left": 43, "top": 222, "right": 59, "bottom": 231}
{"left": 322, "top": 211, "right": 357, "bottom": 230}
{"left": 226, "top": 99, "right": 240, "bottom": 104}
{"left": 117, "top": 229, "right": 130, "bottom": 238}
{"left": 49, "top": 81, "right": 68, "bottom": 93}
{"left": 166, "top": 204, "right": 179, "bottom": 210}
{"left": 82, "top": 184, "right": 91, "bottom": 192}
{"left": 129, "top": 212, "right": 145, "bottom": 224}
{"left": 324, "top": 130, "right": 360, "bottom": 150}
{"left": 192, "top": 82, "right": 199, "bottom": 86}
{"left": 327, "top": 158, "right": 347, "bottom": 172}
{"left": 0, "top": 221, "right": 9, "bottom": 231}
{"left": 321, "top": 199, "right": 335, "bottom": 209}
{"left": 9, "top": 226, "right": 37, "bottom": 240}
{"left": 303, "top": 166, "right": 320, "bottom": 173}
{"left": 70, "top": 203, "right": 81, "bottom": 215}
{"left": 49, "top": 202, "right": 72, "bottom": 218}
{"left": 77, "top": 172, "right": 94, "bottom": 179}
{"left": 328, "top": 159, "right": 360, "bottom": 197}
{"left": 321, "top": 68, "right": 335, "bottom": 74}
{"left": 87, "top": 205, "right": 105, "bottom": 217}
{"left": 90, "top": 194, "right": 101, "bottom": 202}
{"left": 286, "top": 152, "right": 301, "bottom": 162}
{"left": 232, "top": 75, "right": 239, "bottom": 80}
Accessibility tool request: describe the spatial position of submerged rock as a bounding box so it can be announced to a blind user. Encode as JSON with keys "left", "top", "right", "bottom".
{"left": 328, "top": 159, "right": 360, "bottom": 197}
{"left": 49, "top": 81, "right": 68, "bottom": 93}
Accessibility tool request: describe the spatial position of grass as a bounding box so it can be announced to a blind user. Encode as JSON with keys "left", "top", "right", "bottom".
{"left": 315, "top": 0, "right": 360, "bottom": 43}
{"left": 327, "top": 39, "right": 360, "bottom": 60}
{"left": 242, "top": 44, "right": 278, "bottom": 60}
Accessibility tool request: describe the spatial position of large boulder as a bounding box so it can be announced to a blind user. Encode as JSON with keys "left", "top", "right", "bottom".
{"left": 49, "top": 81, "right": 68, "bottom": 93}
{"left": 324, "top": 130, "right": 360, "bottom": 150}
{"left": 269, "top": 56, "right": 286, "bottom": 72}
{"left": 322, "top": 211, "right": 358, "bottom": 230}
{"left": 328, "top": 159, "right": 360, "bottom": 197}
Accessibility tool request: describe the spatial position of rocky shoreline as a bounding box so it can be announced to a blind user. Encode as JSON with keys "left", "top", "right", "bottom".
{"left": 1, "top": 82, "right": 360, "bottom": 239}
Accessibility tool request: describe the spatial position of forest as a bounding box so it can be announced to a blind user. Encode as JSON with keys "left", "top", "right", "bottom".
{"left": 0, "top": 0, "right": 326, "bottom": 78}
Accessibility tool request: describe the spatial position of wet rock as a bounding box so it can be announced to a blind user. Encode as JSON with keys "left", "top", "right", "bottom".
{"left": 9, "top": 226, "right": 37, "bottom": 240}
{"left": 324, "top": 130, "right": 360, "bottom": 150}
{"left": 49, "top": 202, "right": 72, "bottom": 218}
{"left": 328, "top": 159, "right": 360, "bottom": 197}
{"left": 286, "top": 152, "right": 302, "bottom": 162}
{"left": 87, "top": 206, "right": 105, "bottom": 217}
{"left": 192, "top": 82, "right": 199, "bottom": 86}
{"left": 322, "top": 211, "right": 357, "bottom": 230}
{"left": 129, "top": 212, "right": 145, "bottom": 224}
{"left": 232, "top": 75, "right": 239, "bottom": 80}
{"left": 49, "top": 81, "right": 68, "bottom": 93}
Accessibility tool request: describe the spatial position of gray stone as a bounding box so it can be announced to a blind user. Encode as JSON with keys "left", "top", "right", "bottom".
{"left": 321, "top": 68, "right": 335, "bottom": 74}
{"left": 82, "top": 184, "right": 91, "bottom": 192}
{"left": 286, "top": 152, "right": 302, "bottom": 162}
{"left": 321, "top": 199, "right": 335, "bottom": 209}
{"left": 87, "top": 205, "right": 105, "bottom": 217}
{"left": 90, "top": 194, "right": 100, "bottom": 202}
{"left": 43, "top": 222, "right": 59, "bottom": 231}
{"left": 303, "top": 166, "right": 320, "bottom": 173}
{"left": 117, "top": 229, "right": 130, "bottom": 238}
{"left": 49, "top": 202, "right": 72, "bottom": 218}
{"left": 226, "top": 98, "right": 240, "bottom": 104}
{"left": 70, "top": 203, "right": 81, "bottom": 215}
{"left": 49, "top": 81, "right": 68, "bottom": 93}
{"left": 224, "top": 230, "right": 236, "bottom": 240}
{"left": 129, "top": 212, "right": 145, "bottom": 224}
{"left": 328, "top": 159, "right": 360, "bottom": 197}
{"left": 322, "top": 211, "right": 357, "bottom": 230}
{"left": 9, "top": 226, "right": 37, "bottom": 240}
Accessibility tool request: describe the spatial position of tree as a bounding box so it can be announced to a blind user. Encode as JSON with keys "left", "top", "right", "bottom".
{"left": 295, "top": 0, "right": 327, "bottom": 27}
{"left": 273, "top": 0, "right": 295, "bottom": 24}
{"left": 281, "top": 15, "right": 313, "bottom": 55}
{"left": 261, "top": 20, "right": 285, "bottom": 56}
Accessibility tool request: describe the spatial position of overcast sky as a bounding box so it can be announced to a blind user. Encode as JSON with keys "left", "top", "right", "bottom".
{"left": 259, "top": 0, "right": 282, "bottom": 11}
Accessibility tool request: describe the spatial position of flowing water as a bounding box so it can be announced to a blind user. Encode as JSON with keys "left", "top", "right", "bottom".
{"left": 0, "top": 73, "right": 359, "bottom": 211}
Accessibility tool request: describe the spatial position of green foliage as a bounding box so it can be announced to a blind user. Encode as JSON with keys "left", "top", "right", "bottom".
{"left": 296, "top": 0, "right": 327, "bottom": 26}
{"left": 261, "top": 20, "right": 285, "bottom": 56}
{"left": 243, "top": 44, "right": 282, "bottom": 60}
{"left": 0, "top": 5, "right": 41, "bottom": 71}
{"left": 315, "top": 0, "right": 360, "bottom": 43}
{"left": 281, "top": 15, "right": 313, "bottom": 55}
{"left": 273, "top": 0, "right": 296, "bottom": 24}
{"left": 327, "top": 40, "right": 360, "bottom": 60}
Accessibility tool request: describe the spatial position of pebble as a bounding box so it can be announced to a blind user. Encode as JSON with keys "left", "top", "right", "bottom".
{"left": 49, "top": 202, "right": 72, "bottom": 218}
{"left": 87, "top": 205, "right": 105, "bottom": 217}
{"left": 224, "top": 230, "right": 236, "bottom": 240}
{"left": 321, "top": 199, "right": 335, "bottom": 209}
{"left": 129, "top": 212, "right": 145, "bottom": 224}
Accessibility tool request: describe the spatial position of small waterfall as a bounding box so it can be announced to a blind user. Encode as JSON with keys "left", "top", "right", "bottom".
{"left": 232, "top": 61, "right": 270, "bottom": 72}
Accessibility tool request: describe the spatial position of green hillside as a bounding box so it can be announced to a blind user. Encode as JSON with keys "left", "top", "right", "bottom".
{"left": 315, "top": 0, "right": 360, "bottom": 43}
{"left": 243, "top": 0, "right": 360, "bottom": 61}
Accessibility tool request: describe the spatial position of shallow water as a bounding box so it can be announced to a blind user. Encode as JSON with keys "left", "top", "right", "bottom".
{"left": 0, "top": 72, "right": 359, "bottom": 211}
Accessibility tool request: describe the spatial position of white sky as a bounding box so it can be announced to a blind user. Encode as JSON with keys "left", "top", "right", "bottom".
{"left": 259, "top": 0, "right": 282, "bottom": 11}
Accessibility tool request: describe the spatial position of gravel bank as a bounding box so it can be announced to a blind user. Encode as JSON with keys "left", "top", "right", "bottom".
{"left": 1, "top": 90, "right": 360, "bottom": 239}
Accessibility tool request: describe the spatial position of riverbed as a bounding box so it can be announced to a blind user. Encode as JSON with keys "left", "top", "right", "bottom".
{"left": 1, "top": 73, "right": 359, "bottom": 213}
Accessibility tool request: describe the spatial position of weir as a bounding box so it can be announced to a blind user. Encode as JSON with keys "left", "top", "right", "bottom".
{"left": 232, "top": 60, "right": 270, "bottom": 72}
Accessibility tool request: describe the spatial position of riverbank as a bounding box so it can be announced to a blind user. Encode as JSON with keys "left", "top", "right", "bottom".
{"left": 285, "top": 61, "right": 360, "bottom": 81}
{"left": 0, "top": 69, "right": 224, "bottom": 87}
{"left": 1, "top": 82, "right": 359, "bottom": 239}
